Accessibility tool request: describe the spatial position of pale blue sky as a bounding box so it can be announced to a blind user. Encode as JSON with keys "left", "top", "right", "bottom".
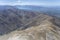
{"left": 0, "top": 0, "right": 60, "bottom": 6}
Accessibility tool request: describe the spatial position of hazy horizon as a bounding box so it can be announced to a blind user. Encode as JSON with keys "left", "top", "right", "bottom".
{"left": 0, "top": 0, "right": 60, "bottom": 6}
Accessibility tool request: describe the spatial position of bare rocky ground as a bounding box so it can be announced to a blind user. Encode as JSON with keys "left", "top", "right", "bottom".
{"left": 0, "top": 17, "right": 60, "bottom": 40}
{"left": 0, "top": 6, "right": 60, "bottom": 40}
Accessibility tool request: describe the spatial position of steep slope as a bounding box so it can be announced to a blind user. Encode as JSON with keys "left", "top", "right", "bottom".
{"left": 0, "top": 11, "right": 60, "bottom": 40}
{"left": 0, "top": 6, "right": 40, "bottom": 35}
{"left": 0, "top": 6, "right": 60, "bottom": 40}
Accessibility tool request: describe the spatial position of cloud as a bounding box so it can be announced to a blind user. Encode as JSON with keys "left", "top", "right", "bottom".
{"left": 0, "top": 0, "right": 21, "bottom": 5}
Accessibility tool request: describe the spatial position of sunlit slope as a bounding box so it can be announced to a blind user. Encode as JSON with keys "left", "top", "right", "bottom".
{"left": 0, "top": 11, "right": 60, "bottom": 40}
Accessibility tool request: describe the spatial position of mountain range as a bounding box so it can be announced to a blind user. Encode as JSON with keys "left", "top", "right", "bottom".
{"left": 15, "top": 5, "right": 60, "bottom": 18}
{"left": 0, "top": 5, "right": 60, "bottom": 40}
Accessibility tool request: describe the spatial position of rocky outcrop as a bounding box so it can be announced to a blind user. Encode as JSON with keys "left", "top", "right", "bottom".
{"left": 0, "top": 12, "right": 60, "bottom": 40}
{"left": 0, "top": 6, "right": 60, "bottom": 40}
